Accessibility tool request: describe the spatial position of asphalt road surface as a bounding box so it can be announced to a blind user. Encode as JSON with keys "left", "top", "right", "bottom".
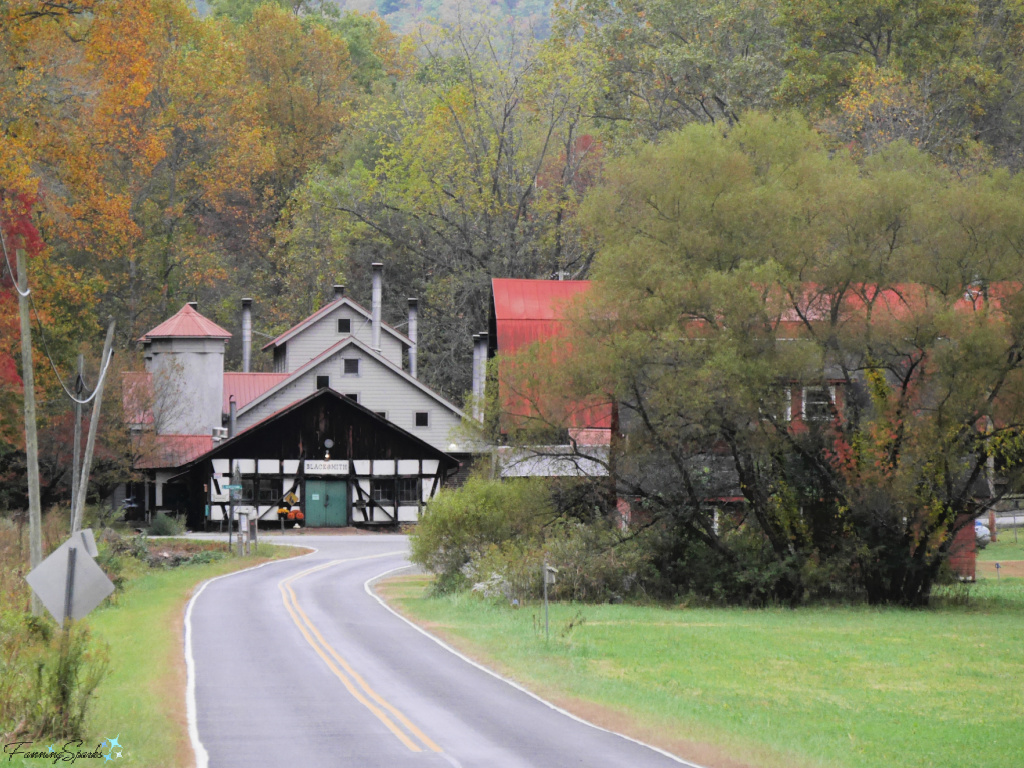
{"left": 187, "top": 534, "right": 697, "bottom": 768}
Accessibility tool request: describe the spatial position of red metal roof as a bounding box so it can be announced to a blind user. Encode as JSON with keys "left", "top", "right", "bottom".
{"left": 140, "top": 304, "right": 231, "bottom": 341}
{"left": 491, "top": 278, "right": 611, "bottom": 430}
{"left": 491, "top": 278, "right": 591, "bottom": 356}
{"left": 223, "top": 372, "right": 289, "bottom": 412}
{"left": 135, "top": 434, "right": 213, "bottom": 469}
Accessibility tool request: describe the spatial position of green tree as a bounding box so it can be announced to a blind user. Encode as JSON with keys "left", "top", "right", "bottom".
{"left": 280, "top": 16, "right": 602, "bottom": 400}
{"left": 778, "top": 0, "right": 1024, "bottom": 166}
{"left": 505, "top": 112, "right": 1024, "bottom": 605}
{"left": 551, "top": 0, "right": 786, "bottom": 140}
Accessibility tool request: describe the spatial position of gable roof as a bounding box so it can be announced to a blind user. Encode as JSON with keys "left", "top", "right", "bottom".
{"left": 135, "top": 434, "right": 214, "bottom": 469}
{"left": 122, "top": 370, "right": 291, "bottom": 423}
{"left": 238, "top": 335, "right": 467, "bottom": 420}
{"left": 223, "top": 372, "right": 289, "bottom": 412}
{"left": 172, "top": 387, "right": 458, "bottom": 473}
{"left": 261, "top": 296, "right": 412, "bottom": 351}
{"left": 139, "top": 304, "right": 231, "bottom": 341}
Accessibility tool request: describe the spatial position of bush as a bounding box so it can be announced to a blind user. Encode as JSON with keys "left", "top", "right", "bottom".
{"left": 410, "top": 477, "right": 552, "bottom": 593}
{"left": 0, "top": 612, "right": 109, "bottom": 741}
{"left": 468, "top": 522, "right": 651, "bottom": 603}
{"left": 149, "top": 512, "right": 184, "bottom": 537}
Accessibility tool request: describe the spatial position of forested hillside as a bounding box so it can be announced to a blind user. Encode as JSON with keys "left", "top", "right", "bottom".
{"left": 5, "top": 0, "right": 1024, "bottom": 506}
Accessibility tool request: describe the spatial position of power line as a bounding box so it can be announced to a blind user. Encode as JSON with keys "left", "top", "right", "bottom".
{"left": 0, "top": 219, "right": 114, "bottom": 405}
{"left": 0, "top": 220, "right": 31, "bottom": 298}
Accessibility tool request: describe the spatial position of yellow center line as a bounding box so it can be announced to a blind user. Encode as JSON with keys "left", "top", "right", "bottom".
{"left": 278, "top": 553, "right": 442, "bottom": 754}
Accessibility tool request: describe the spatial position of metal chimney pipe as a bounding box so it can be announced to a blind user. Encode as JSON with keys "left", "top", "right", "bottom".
{"left": 408, "top": 298, "right": 419, "bottom": 378}
{"left": 228, "top": 397, "right": 237, "bottom": 438}
{"left": 241, "top": 298, "right": 253, "bottom": 373}
{"left": 333, "top": 284, "right": 345, "bottom": 300}
{"left": 371, "top": 263, "right": 383, "bottom": 352}
{"left": 475, "top": 332, "right": 489, "bottom": 422}
{"left": 471, "top": 333, "right": 482, "bottom": 420}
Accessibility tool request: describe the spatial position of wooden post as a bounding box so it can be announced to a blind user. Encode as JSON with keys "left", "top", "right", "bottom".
{"left": 71, "top": 354, "right": 83, "bottom": 525}
{"left": 72, "top": 319, "right": 115, "bottom": 534}
{"left": 16, "top": 249, "right": 43, "bottom": 615}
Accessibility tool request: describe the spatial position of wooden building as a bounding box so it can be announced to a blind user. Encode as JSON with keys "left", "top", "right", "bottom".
{"left": 125, "top": 263, "right": 468, "bottom": 528}
{"left": 173, "top": 388, "right": 458, "bottom": 530}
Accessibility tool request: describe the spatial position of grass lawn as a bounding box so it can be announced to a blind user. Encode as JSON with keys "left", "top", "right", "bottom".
{"left": 378, "top": 576, "right": 1024, "bottom": 768}
{"left": 8, "top": 539, "right": 307, "bottom": 767}
{"left": 977, "top": 532, "right": 1024, "bottom": 561}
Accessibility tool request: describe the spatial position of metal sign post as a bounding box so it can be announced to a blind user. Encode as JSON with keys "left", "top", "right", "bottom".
{"left": 542, "top": 562, "right": 558, "bottom": 642}
{"left": 63, "top": 546, "right": 77, "bottom": 627}
{"left": 228, "top": 465, "right": 242, "bottom": 551}
{"left": 237, "top": 512, "right": 246, "bottom": 557}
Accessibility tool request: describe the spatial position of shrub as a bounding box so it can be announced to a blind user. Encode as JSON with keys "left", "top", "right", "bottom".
{"left": 149, "top": 512, "right": 184, "bottom": 537}
{"left": 468, "top": 542, "right": 544, "bottom": 602}
{"left": 545, "top": 522, "right": 650, "bottom": 602}
{"left": 410, "top": 477, "right": 552, "bottom": 593}
{"left": 468, "top": 522, "right": 651, "bottom": 603}
{"left": 0, "top": 612, "right": 108, "bottom": 741}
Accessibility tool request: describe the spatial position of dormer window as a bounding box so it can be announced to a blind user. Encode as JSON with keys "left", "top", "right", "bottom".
{"left": 338, "top": 318, "right": 351, "bottom": 334}
{"left": 344, "top": 358, "right": 360, "bottom": 375}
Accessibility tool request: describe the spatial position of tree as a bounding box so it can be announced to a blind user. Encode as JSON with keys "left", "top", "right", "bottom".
{"left": 778, "top": 0, "right": 1024, "bottom": 167}
{"left": 280, "top": 15, "right": 602, "bottom": 400}
{"left": 504, "top": 112, "right": 1024, "bottom": 605}
{"left": 550, "top": 0, "right": 786, "bottom": 140}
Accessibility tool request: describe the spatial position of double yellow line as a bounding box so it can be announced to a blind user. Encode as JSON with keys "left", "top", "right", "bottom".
{"left": 279, "top": 555, "right": 443, "bottom": 754}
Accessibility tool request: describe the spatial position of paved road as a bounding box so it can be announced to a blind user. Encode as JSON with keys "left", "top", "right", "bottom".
{"left": 187, "top": 534, "right": 695, "bottom": 768}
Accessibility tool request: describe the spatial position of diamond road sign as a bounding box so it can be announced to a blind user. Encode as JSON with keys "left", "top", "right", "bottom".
{"left": 26, "top": 529, "right": 114, "bottom": 624}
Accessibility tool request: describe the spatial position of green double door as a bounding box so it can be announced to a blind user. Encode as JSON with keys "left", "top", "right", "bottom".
{"left": 304, "top": 480, "right": 348, "bottom": 527}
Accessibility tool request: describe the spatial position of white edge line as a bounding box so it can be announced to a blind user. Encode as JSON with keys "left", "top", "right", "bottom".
{"left": 364, "top": 565, "right": 710, "bottom": 768}
{"left": 184, "top": 544, "right": 320, "bottom": 768}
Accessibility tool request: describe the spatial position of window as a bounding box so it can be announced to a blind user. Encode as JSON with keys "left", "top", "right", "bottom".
{"left": 343, "top": 358, "right": 360, "bottom": 375}
{"left": 371, "top": 480, "right": 394, "bottom": 503}
{"left": 241, "top": 479, "right": 254, "bottom": 502}
{"left": 802, "top": 386, "right": 835, "bottom": 421}
{"left": 415, "top": 411, "right": 429, "bottom": 427}
{"left": 344, "top": 393, "right": 359, "bottom": 402}
{"left": 761, "top": 388, "right": 791, "bottom": 423}
{"left": 375, "top": 411, "right": 388, "bottom": 420}
{"left": 316, "top": 375, "right": 330, "bottom": 389}
{"left": 337, "top": 318, "right": 351, "bottom": 334}
{"left": 258, "top": 479, "right": 277, "bottom": 503}
{"left": 397, "top": 478, "right": 421, "bottom": 504}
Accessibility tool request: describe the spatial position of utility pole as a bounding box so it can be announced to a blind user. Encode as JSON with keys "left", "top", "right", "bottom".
{"left": 70, "top": 354, "right": 83, "bottom": 522}
{"left": 72, "top": 320, "right": 115, "bottom": 534}
{"left": 16, "top": 249, "right": 42, "bottom": 615}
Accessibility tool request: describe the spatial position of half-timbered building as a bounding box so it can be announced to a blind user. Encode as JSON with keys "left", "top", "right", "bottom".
{"left": 126, "top": 263, "right": 468, "bottom": 529}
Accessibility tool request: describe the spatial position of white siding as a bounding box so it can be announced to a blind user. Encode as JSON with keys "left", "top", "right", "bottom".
{"left": 237, "top": 346, "right": 463, "bottom": 453}
{"left": 282, "top": 304, "right": 405, "bottom": 372}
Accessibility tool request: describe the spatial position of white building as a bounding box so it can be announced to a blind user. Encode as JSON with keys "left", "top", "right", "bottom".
{"left": 127, "top": 264, "right": 469, "bottom": 528}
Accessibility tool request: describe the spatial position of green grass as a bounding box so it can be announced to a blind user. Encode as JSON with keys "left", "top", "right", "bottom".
{"left": 380, "top": 576, "right": 1024, "bottom": 768}
{"left": 977, "top": 532, "right": 1024, "bottom": 561}
{"left": 8, "top": 541, "right": 306, "bottom": 767}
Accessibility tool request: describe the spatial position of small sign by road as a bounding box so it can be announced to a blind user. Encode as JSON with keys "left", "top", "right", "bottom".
{"left": 26, "top": 529, "right": 114, "bottom": 624}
